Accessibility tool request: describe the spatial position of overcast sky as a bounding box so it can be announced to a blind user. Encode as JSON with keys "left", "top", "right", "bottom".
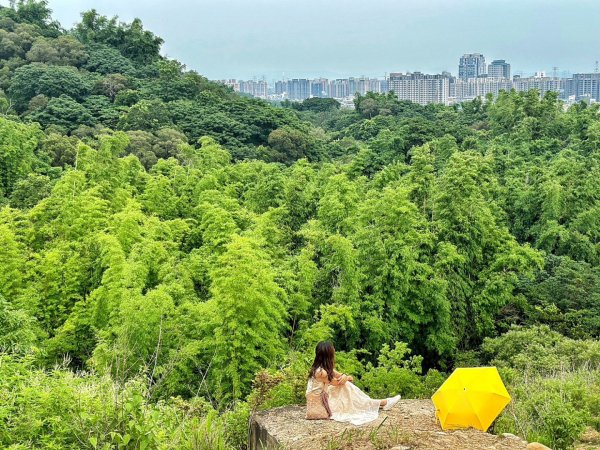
{"left": 9, "top": 0, "right": 600, "bottom": 80}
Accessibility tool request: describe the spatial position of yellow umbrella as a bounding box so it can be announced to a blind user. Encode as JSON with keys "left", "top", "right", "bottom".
{"left": 431, "top": 367, "right": 511, "bottom": 432}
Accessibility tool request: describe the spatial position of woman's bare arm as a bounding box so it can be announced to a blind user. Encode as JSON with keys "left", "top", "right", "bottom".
{"left": 315, "top": 369, "right": 350, "bottom": 386}
{"left": 331, "top": 370, "right": 353, "bottom": 385}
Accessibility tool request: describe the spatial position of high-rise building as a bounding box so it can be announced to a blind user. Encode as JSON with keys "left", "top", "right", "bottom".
{"left": 348, "top": 77, "right": 358, "bottom": 96}
{"left": 287, "top": 79, "right": 311, "bottom": 100}
{"left": 367, "top": 78, "right": 382, "bottom": 94}
{"left": 459, "top": 53, "right": 486, "bottom": 80}
{"left": 564, "top": 73, "right": 600, "bottom": 102}
{"left": 388, "top": 72, "right": 451, "bottom": 105}
{"left": 488, "top": 60, "right": 511, "bottom": 79}
{"left": 238, "top": 80, "right": 268, "bottom": 98}
{"left": 275, "top": 80, "right": 286, "bottom": 96}
{"left": 452, "top": 77, "right": 513, "bottom": 102}
{"left": 310, "top": 78, "right": 329, "bottom": 98}
{"left": 328, "top": 79, "right": 348, "bottom": 98}
{"left": 512, "top": 74, "right": 563, "bottom": 97}
{"left": 380, "top": 78, "right": 389, "bottom": 93}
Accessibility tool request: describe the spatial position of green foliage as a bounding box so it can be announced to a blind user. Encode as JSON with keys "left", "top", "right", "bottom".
{"left": 495, "top": 371, "right": 595, "bottom": 450}
{"left": 26, "top": 35, "right": 88, "bottom": 66}
{"left": 481, "top": 325, "right": 600, "bottom": 373}
{"left": 0, "top": 296, "right": 38, "bottom": 353}
{"left": 83, "top": 43, "right": 135, "bottom": 75}
{"left": 0, "top": 116, "right": 41, "bottom": 194}
{"left": 360, "top": 342, "right": 445, "bottom": 399}
{"left": 74, "top": 9, "right": 163, "bottom": 65}
{"left": 27, "top": 94, "right": 95, "bottom": 131}
{"left": 354, "top": 184, "right": 454, "bottom": 357}
{"left": 520, "top": 255, "right": 600, "bottom": 338}
{"left": 118, "top": 99, "right": 172, "bottom": 132}
{"left": 484, "top": 328, "right": 600, "bottom": 449}
{"left": 204, "top": 235, "right": 286, "bottom": 402}
{"left": 284, "top": 97, "right": 341, "bottom": 112}
{"left": 9, "top": 63, "right": 93, "bottom": 111}
{"left": 0, "top": 355, "right": 232, "bottom": 449}
{"left": 263, "top": 125, "right": 321, "bottom": 163}
{"left": 1, "top": 4, "right": 600, "bottom": 449}
{"left": 9, "top": 172, "right": 52, "bottom": 208}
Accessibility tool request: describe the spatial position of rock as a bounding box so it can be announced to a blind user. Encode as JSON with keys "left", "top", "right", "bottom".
{"left": 249, "top": 400, "right": 530, "bottom": 449}
{"left": 527, "top": 443, "right": 552, "bottom": 450}
{"left": 502, "top": 433, "right": 520, "bottom": 439}
{"left": 578, "top": 426, "right": 600, "bottom": 444}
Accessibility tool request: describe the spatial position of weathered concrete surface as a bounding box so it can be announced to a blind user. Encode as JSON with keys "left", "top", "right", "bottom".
{"left": 249, "top": 399, "right": 532, "bottom": 450}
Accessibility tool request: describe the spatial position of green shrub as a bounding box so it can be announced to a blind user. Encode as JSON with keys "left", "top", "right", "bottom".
{"left": 485, "top": 328, "right": 600, "bottom": 449}
{"left": 481, "top": 325, "right": 600, "bottom": 373}
{"left": 360, "top": 342, "right": 444, "bottom": 398}
{"left": 247, "top": 352, "right": 309, "bottom": 411}
{"left": 0, "top": 355, "right": 232, "bottom": 449}
{"left": 495, "top": 371, "right": 594, "bottom": 450}
{"left": 222, "top": 402, "right": 251, "bottom": 450}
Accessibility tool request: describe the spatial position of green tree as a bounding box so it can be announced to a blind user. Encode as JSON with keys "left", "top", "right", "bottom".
{"left": 26, "top": 35, "right": 88, "bottom": 66}
{"left": 204, "top": 235, "right": 286, "bottom": 402}
{"left": 118, "top": 99, "right": 172, "bottom": 132}
{"left": 434, "top": 151, "right": 542, "bottom": 345}
{"left": 74, "top": 10, "right": 163, "bottom": 65}
{"left": 0, "top": 295, "right": 37, "bottom": 354}
{"left": 265, "top": 126, "right": 319, "bottom": 163}
{"left": 354, "top": 185, "right": 453, "bottom": 357}
{"left": 8, "top": 63, "right": 93, "bottom": 112}
{"left": 0, "top": 224, "right": 26, "bottom": 301}
{"left": 317, "top": 173, "right": 361, "bottom": 235}
{"left": 83, "top": 43, "right": 135, "bottom": 75}
{"left": 0, "top": 116, "right": 41, "bottom": 195}
{"left": 27, "top": 94, "right": 94, "bottom": 131}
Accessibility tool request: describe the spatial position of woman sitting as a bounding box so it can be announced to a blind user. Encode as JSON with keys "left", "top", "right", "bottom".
{"left": 305, "top": 341, "right": 401, "bottom": 425}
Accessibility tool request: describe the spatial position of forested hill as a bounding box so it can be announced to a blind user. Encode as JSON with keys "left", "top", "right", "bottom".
{"left": 0, "top": 1, "right": 311, "bottom": 164}
{"left": 0, "top": 2, "right": 599, "bottom": 450}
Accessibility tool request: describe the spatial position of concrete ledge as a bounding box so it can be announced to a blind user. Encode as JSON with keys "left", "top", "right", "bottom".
{"left": 249, "top": 400, "right": 532, "bottom": 450}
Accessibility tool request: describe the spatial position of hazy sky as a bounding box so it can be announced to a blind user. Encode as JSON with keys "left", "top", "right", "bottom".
{"left": 10, "top": 0, "right": 600, "bottom": 80}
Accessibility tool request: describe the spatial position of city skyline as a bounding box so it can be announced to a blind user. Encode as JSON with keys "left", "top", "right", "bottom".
{"left": 25, "top": 0, "right": 600, "bottom": 80}
{"left": 219, "top": 53, "right": 600, "bottom": 107}
{"left": 220, "top": 51, "right": 592, "bottom": 89}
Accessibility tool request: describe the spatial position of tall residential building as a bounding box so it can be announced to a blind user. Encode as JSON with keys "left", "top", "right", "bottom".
{"left": 459, "top": 53, "right": 486, "bottom": 80}
{"left": 357, "top": 77, "right": 370, "bottom": 95}
{"left": 287, "top": 79, "right": 311, "bottom": 100}
{"left": 238, "top": 80, "right": 268, "bottom": 98}
{"left": 329, "top": 79, "right": 349, "bottom": 98}
{"left": 512, "top": 74, "right": 563, "bottom": 98}
{"left": 379, "top": 78, "right": 389, "bottom": 93}
{"left": 564, "top": 73, "right": 600, "bottom": 102}
{"left": 452, "top": 77, "right": 513, "bottom": 102}
{"left": 310, "top": 78, "right": 329, "bottom": 98}
{"left": 388, "top": 72, "right": 451, "bottom": 105}
{"left": 488, "top": 60, "right": 511, "bottom": 79}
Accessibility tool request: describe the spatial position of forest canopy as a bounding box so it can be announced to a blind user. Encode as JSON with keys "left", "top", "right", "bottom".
{"left": 0, "top": 2, "right": 599, "bottom": 449}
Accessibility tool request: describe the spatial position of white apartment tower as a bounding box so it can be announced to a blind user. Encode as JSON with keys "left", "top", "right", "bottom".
{"left": 388, "top": 72, "right": 451, "bottom": 105}
{"left": 488, "top": 60, "right": 511, "bottom": 79}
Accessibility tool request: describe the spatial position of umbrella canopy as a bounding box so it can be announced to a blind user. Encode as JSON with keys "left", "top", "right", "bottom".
{"left": 431, "top": 367, "right": 511, "bottom": 432}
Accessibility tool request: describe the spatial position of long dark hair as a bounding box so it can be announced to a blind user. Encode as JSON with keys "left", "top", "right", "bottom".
{"left": 308, "top": 341, "right": 335, "bottom": 381}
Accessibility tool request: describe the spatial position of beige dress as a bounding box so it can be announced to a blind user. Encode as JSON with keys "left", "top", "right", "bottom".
{"left": 306, "top": 370, "right": 381, "bottom": 425}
